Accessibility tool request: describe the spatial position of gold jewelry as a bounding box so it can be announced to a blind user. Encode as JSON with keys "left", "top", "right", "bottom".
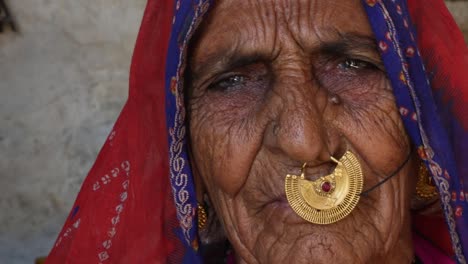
{"left": 285, "top": 151, "right": 363, "bottom": 224}
{"left": 197, "top": 204, "right": 207, "bottom": 230}
{"left": 415, "top": 162, "right": 438, "bottom": 199}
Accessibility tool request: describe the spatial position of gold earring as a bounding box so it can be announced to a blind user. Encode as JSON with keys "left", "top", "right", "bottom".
{"left": 197, "top": 204, "right": 207, "bottom": 230}
{"left": 415, "top": 162, "right": 438, "bottom": 199}
{"left": 285, "top": 151, "right": 363, "bottom": 225}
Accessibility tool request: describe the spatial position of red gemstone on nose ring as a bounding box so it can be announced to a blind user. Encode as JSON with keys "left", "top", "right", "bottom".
{"left": 321, "top": 181, "right": 332, "bottom": 192}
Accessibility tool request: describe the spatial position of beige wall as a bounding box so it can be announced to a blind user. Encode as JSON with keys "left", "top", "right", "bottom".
{"left": 446, "top": 1, "right": 468, "bottom": 41}
{"left": 0, "top": 0, "right": 145, "bottom": 262}
{"left": 0, "top": 1, "right": 466, "bottom": 263}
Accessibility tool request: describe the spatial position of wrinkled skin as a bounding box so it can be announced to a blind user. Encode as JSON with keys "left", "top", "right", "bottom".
{"left": 187, "top": 0, "right": 418, "bottom": 263}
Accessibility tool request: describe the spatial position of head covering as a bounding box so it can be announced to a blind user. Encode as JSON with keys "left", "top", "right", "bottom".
{"left": 364, "top": 0, "right": 468, "bottom": 263}
{"left": 45, "top": 0, "right": 467, "bottom": 263}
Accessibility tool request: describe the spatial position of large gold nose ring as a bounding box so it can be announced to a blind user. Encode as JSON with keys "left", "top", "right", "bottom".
{"left": 284, "top": 151, "right": 363, "bottom": 224}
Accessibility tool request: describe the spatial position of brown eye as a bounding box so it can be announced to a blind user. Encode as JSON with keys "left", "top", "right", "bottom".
{"left": 210, "top": 75, "right": 246, "bottom": 91}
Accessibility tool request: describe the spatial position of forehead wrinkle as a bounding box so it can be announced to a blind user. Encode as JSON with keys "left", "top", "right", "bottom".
{"left": 273, "top": 0, "right": 306, "bottom": 53}
{"left": 291, "top": 0, "right": 372, "bottom": 52}
{"left": 248, "top": 0, "right": 278, "bottom": 58}
{"left": 190, "top": 0, "right": 377, "bottom": 80}
{"left": 263, "top": 0, "right": 339, "bottom": 50}
{"left": 191, "top": 1, "right": 279, "bottom": 79}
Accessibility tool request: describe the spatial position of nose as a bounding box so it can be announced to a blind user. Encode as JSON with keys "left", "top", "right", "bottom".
{"left": 264, "top": 77, "right": 336, "bottom": 165}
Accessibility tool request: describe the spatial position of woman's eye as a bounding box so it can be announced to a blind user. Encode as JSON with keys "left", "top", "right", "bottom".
{"left": 210, "top": 75, "right": 245, "bottom": 90}
{"left": 339, "top": 59, "right": 374, "bottom": 70}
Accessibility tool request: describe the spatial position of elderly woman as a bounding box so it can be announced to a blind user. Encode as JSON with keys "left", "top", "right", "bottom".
{"left": 46, "top": 0, "right": 467, "bottom": 263}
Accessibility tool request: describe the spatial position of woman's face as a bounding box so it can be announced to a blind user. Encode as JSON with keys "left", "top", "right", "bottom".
{"left": 188, "top": 0, "right": 416, "bottom": 263}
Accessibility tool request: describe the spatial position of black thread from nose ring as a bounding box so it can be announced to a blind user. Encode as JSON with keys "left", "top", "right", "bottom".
{"left": 360, "top": 148, "right": 413, "bottom": 197}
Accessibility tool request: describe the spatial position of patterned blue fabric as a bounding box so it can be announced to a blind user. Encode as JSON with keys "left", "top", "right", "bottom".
{"left": 363, "top": 1, "right": 467, "bottom": 262}
{"left": 165, "top": 1, "right": 212, "bottom": 263}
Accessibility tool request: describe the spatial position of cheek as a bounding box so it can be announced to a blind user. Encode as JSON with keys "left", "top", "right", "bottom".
{"left": 189, "top": 95, "right": 265, "bottom": 197}
{"left": 333, "top": 75, "right": 410, "bottom": 172}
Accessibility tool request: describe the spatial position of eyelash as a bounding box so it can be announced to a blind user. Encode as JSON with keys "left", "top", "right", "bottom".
{"left": 209, "top": 74, "right": 246, "bottom": 90}
{"left": 207, "top": 58, "right": 377, "bottom": 91}
{"left": 338, "top": 58, "right": 376, "bottom": 71}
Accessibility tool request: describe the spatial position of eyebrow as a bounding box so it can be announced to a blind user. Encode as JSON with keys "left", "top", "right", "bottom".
{"left": 320, "top": 33, "right": 384, "bottom": 69}
{"left": 190, "top": 33, "right": 381, "bottom": 81}
{"left": 322, "top": 33, "right": 377, "bottom": 55}
{"left": 190, "top": 50, "right": 271, "bottom": 81}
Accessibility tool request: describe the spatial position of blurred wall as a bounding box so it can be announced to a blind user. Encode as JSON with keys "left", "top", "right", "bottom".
{"left": 0, "top": 0, "right": 145, "bottom": 263}
{"left": 446, "top": 1, "right": 468, "bottom": 42}
{"left": 0, "top": 1, "right": 466, "bottom": 264}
